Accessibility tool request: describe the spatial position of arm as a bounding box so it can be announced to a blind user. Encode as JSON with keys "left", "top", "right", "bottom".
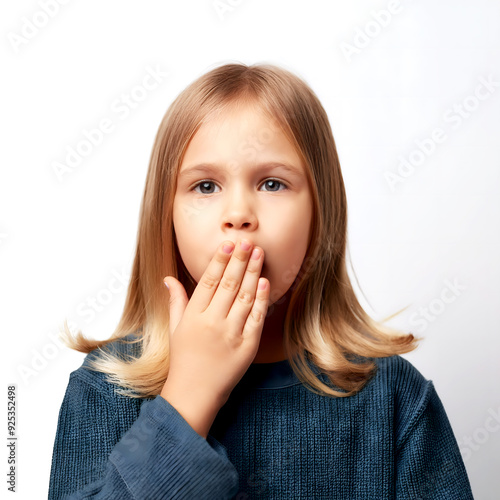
{"left": 395, "top": 380, "right": 474, "bottom": 499}
{"left": 48, "top": 372, "right": 239, "bottom": 499}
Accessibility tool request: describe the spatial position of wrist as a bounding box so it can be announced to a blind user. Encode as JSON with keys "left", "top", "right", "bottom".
{"left": 160, "top": 384, "right": 222, "bottom": 438}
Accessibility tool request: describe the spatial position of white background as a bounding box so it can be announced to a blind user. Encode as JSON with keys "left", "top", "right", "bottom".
{"left": 2, "top": 0, "right": 499, "bottom": 498}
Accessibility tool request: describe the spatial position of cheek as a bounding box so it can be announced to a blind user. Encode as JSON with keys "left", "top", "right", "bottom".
{"left": 273, "top": 216, "right": 311, "bottom": 282}
{"left": 174, "top": 197, "right": 216, "bottom": 232}
{"left": 172, "top": 205, "right": 200, "bottom": 276}
{"left": 176, "top": 244, "right": 205, "bottom": 284}
{"left": 268, "top": 243, "right": 303, "bottom": 289}
{"left": 172, "top": 199, "right": 182, "bottom": 235}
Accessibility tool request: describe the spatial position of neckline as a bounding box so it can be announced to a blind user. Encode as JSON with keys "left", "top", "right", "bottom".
{"left": 111, "top": 333, "right": 323, "bottom": 391}
{"left": 235, "top": 356, "right": 322, "bottom": 390}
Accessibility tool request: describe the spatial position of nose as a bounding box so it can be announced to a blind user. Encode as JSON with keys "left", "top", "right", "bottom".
{"left": 221, "top": 187, "right": 258, "bottom": 232}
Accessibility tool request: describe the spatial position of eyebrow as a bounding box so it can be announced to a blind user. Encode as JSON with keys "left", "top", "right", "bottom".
{"left": 178, "top": 162, "right": 303, "bottom": 179}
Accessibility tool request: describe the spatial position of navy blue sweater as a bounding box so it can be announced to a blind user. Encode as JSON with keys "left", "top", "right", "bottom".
{"left": 48, "top": 335, "right": 474, "bottom": 499}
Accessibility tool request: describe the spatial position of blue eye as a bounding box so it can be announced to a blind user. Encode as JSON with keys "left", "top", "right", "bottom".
{"left": 191, "top": 178, "right": 288, "bottom": 195}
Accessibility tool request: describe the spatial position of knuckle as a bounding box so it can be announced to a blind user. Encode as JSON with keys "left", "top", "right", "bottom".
{"left": 204, "top": 317, "right": 218, "bottom": 333}
{"left": 236, "top": 288, "right": 253, "bottom": 305}
{"left": 225, "top": 333, "right": 243, "bottom": 349}
{"left": 246, "top": 264, "right": 260, "bottom": 275}
{"left": 220, "top": 275, "right": 239, "bottom": 292}
{"left": 250, "top": 308, "right": 263, "bottom": 323}
{"left": 234, "top": 251, "right": 249, "bottom": 263}
{"left": 200, "top": 272, "right": 219, "bottom": 290}
{"left": 215, "top": 250, "right": 229, "bottom": 263}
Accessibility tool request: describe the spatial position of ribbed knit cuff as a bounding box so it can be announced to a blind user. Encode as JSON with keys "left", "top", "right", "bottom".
{"left": 110, "top": 395, "right": 239, "bottom": 499}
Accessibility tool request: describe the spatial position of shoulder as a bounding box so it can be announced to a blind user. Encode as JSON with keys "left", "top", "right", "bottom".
{"left": 369, "top": 355, "right": 438, "bottom": 444}
{"left": 70, "top": 332, "right": 144, "bottom": 400}
{"left": 372, "top": 354, "right": 430, "bottom": 395}
{"left": 370, "top": 354, "right": 434, "bottom": 405}
{"left": 84, "top": 331, "right": 144, "bottom": 364}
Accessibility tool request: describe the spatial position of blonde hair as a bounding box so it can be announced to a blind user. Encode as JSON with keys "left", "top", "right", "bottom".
{"left": 60, "top": 61, "right": 420, "bottom": 399}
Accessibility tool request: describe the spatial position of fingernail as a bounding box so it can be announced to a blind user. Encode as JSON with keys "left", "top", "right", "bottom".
{"left": 240, "top": 240, "right": 251, "bottom": 251}
{"left": 223, "top": 243, "right": 234, "bottom": 254}
{"left": 164, "top": 280, "right": 169, "bottom": 289}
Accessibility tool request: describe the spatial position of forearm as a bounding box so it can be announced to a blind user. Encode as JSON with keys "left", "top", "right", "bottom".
{"left": 160, "top": 384, "right": 224, "bottom": 439}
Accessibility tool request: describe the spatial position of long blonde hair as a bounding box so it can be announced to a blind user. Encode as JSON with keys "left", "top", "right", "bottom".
{"left": 60, "top": 62, "right": 420, "bottom": 398}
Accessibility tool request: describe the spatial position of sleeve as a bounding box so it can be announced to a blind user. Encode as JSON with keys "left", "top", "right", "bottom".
{"left": 48, "top": 372, "right": 239, "bottom": 499}
{"left": 395, "top": 380, "right": 474, "bottom": 499}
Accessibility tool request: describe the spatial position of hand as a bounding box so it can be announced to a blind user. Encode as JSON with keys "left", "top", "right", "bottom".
{"left": 161, "top": 237, "right": 269, "bottom": 416}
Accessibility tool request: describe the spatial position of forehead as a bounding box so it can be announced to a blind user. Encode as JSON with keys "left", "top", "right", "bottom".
{"left": 179, "top": 101, "right": 305, "bottom": 176}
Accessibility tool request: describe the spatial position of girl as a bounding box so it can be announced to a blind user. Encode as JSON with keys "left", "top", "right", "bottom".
{"left": 48, "top": 62, "right": 474, "bottom": 499}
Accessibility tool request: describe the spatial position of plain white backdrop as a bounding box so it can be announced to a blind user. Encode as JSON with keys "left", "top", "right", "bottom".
{"left": 2, "top": 0, "right": 499, "bottom": 498}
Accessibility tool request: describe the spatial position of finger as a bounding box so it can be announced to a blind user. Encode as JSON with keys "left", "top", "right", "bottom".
{"left": 241, "top": 277, "right": 270, "bottom": 342}
{"left": 163, "top": 276, "right": 188, "bottom": 338}
{"left": 209, "top": 238, "right": 256, "bottom": 318}
{"left": 186, "top": 239, "right": 236, "bottom": 313}
{"left": 225, "top": 245, "right": 264, "bottom": 331}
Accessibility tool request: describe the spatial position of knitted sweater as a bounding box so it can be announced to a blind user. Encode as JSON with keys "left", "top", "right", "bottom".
{"left": 48, "top": 335, "right": 474, "bottom": 499}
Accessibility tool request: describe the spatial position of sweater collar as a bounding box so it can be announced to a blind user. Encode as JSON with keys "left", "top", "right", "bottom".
{"left": 235, "top": 356, "right": 322, "bottom": 390}
{"left": 114, "top": 332, "right": 323, "bottom": 391}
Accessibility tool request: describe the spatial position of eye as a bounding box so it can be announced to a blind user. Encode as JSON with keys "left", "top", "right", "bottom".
{"left": 260, "top": 178, "right": 288, "bottom": 192}
{"left": 192, "top": 180, "right": 220, "bottom": 195}
{"left": 191, "top": 178, "right": 288, "bottom": 195}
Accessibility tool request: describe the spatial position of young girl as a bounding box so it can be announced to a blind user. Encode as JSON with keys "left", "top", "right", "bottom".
{"left": 48, "top": 63, "right": 474, "bottom": 499}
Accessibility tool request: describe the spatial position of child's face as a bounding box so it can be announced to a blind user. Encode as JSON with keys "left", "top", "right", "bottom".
{"left": 173, "top": 102, "right": 313, "bottom": 305}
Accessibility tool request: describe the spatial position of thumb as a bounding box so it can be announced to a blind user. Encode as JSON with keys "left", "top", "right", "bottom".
{"left": 163, "top": 276, "right": 188, "bottom": 337}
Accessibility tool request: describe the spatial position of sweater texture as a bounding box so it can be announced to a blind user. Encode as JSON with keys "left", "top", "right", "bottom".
{"left": 48, "top": 334, "right": 474, "bottom": 499}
